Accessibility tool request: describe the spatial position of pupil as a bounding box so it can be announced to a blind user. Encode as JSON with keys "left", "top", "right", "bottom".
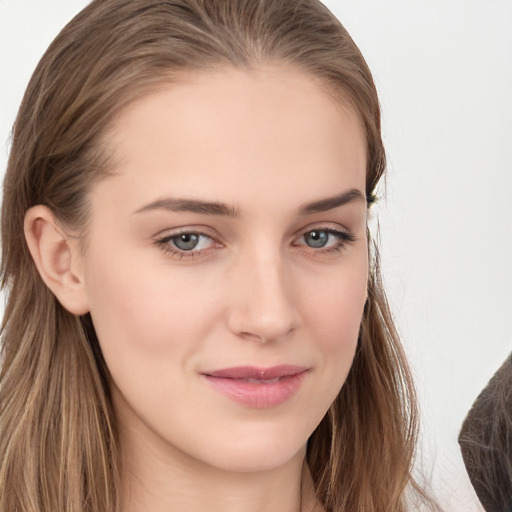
{"left": 174, "top": 233, "right": 199, "bottom": 251}
{"left": 306, "top": 230, "right": 328, "bottom": 248}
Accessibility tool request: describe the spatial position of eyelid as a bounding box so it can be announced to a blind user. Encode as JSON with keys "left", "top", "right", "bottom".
{"left": 292, "top": 222, "right": 355, "bottom": 240}
{"left": 152, "top": 224, "right": 219, "bottom": 239}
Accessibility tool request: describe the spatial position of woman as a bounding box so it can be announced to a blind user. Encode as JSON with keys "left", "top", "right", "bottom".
{"left": 0, "top": 1, "right": 436, "bottom": 511}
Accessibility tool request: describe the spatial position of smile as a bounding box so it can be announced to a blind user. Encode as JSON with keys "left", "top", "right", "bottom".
{"left": 202, "top": 365, "right": 308, "bottom": 408}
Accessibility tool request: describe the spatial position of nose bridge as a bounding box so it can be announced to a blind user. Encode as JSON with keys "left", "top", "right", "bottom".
{"left": 228, "top": 243, "right": 297, "bottom": 342}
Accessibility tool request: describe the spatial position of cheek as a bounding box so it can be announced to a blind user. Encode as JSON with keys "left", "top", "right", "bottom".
{"left": 83, "top": 247, "right": 222, "bottom": 363}
{"left": 300, "top": 257, "right": 368, "bottom": 354}
{"left": 289, "top": 258, "right": 367, "bottom": 422}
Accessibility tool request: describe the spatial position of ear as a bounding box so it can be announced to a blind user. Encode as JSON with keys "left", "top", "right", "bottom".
{"left": 24, "top": 205, "right": 90, "bottom": 315}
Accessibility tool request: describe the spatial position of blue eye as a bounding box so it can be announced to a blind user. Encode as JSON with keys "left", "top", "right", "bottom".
{"left": 155, "top": 231, "right": 217, "bottom": 258}
{"left": 172, "top": 233, "right": 201, "bottom": 251}
{"left": 304, "top": 230, "right": 329, "bottom": 248}
{"left": 297, "top": 228, "right": 355, "bottom": 252}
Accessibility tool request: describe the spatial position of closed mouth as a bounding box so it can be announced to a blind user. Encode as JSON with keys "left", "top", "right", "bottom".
{"left": 203, "top": 365, "right": 308, "bottom": 380}
{"left": 202, "top": 365, "right": 308, "bottom": 408}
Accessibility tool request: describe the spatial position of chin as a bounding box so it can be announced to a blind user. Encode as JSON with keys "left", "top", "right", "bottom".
{"left": 192, "top": 422, "right": 310, "bottom": 474}
{"left": 207, "top": 445, "right": 306, "bottom": 474}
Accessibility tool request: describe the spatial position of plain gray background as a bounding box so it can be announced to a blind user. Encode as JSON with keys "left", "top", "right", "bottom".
{"left": 1, "top": 1, "right": 511, "bottom": 510}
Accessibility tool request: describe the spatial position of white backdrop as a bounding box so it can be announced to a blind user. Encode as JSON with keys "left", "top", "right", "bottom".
{"left": 1, "top": 1, "right": 511, "bottom": 510}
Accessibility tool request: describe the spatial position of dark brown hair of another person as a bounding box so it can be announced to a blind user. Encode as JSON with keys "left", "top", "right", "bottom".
{"left": 459, "top": 354, "right": 512, "bottom": 512}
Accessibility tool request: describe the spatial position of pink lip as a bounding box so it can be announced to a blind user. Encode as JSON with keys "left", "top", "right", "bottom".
{"left": 202, "top": 365, "right": 308, "bottom": 408}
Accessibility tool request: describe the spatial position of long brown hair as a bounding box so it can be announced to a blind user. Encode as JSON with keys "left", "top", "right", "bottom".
{"left": 1, "top": 1, "right": 434, "bottom": 510}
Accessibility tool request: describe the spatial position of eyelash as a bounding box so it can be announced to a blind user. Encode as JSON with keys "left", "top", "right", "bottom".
{"left": 153, "top": 226, "right": 356, "bottom": 260}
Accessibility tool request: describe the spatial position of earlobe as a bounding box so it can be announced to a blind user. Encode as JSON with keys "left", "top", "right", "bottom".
{"left": 24, "top": 205, "right": 90, "bottom": 315}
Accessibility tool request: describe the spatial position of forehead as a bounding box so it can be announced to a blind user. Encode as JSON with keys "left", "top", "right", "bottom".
{"left": 99, "top": 65, "right": 367, "bottom": 212}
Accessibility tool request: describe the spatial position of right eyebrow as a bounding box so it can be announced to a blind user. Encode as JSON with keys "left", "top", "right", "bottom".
{"left": 133, "top": 197, "right": 240, "bottom": 217}
{"left": 297, "top": 188, "right": 367, "bottom": 215}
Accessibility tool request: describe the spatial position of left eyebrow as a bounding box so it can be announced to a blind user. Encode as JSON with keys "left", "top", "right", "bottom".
{"left": 298, "top": 188, "right": 367, "bottom": 215}
{"left": 133, "top": 197, "right": 240, "bottom": 217}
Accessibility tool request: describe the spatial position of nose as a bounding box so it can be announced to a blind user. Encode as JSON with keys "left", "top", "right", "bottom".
{"left": 226, "top": 249, "right": 299, "bottom": 343}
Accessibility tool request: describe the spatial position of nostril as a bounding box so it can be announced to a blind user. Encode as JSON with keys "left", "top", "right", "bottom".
{"left": 235, "top": 322, "right": 295, "bottom": 344}
{"left": 239, "top": 331, "right": 265, "bottom": 342}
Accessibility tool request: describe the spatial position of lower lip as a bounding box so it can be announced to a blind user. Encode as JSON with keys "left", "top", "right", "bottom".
{"left": 203, "top": 372, "right": 307, "bottom": 408}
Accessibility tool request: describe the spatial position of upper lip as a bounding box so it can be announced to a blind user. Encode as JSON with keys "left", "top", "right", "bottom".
{"left": 203, "top": 365, "right": 308, "bottom": 380}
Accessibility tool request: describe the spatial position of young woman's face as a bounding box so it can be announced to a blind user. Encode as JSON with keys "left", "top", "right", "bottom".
{"left": 80, "top": 66, "right": 368, "bottom": 473}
